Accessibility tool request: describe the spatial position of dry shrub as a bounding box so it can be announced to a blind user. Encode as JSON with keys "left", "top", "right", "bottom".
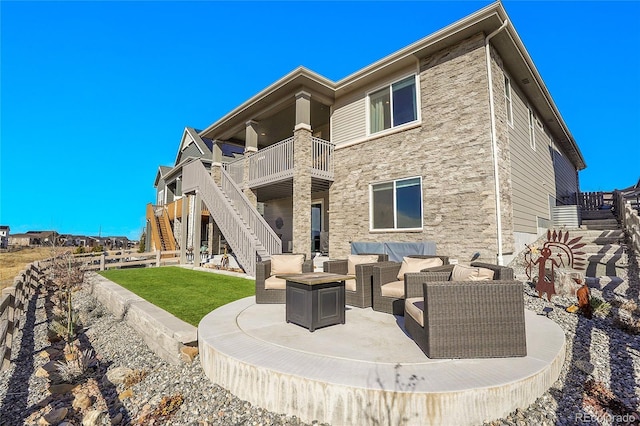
{"left": 123, "top": 369, "right": 148, "bottom": 388}
{"left": 135, "top": 393, "right": 184, "bottom": 424}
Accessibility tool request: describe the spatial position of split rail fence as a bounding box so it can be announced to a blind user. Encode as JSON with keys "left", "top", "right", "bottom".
{"left": 75, "top": 250, "right": 180, "bottom": 271}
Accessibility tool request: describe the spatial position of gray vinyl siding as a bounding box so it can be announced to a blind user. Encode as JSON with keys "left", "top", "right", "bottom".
{"left": 552, "top": 146, "right": 579, "bottom": 205}
{"left": 331, "top": 92, "right": 366, "bottom": 145}
{"left": 508, "top": 83, "right": 556, "bottom": 234}
{"left": 331, "top": 66, "right": 418, "bottom": 146}
{"left": 177, "top": 143, "right": 203, "bottom": 163}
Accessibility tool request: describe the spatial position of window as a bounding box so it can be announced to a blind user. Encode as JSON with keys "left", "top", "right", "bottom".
{"left": 504, "top": 75, "right": 513, "bottom": 125}
{"left": 528, "top": 108, "right": 536, "bottom": 150}
{"left": 370, "top": 177, "right": 422, "bottom": 230}
{"left": 369, "top": 75, "right": 418, "bottom": 134}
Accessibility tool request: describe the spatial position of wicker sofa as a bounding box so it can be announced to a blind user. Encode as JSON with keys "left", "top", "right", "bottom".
{"left": 255, "top": 254, "right": 314, "bottom": 304}
{"left": 404, "top": 263, "right": 527, "bottom": 359}
{"left": 372, "top": 255, "right": 450, "bottom": 315}
{"left": 323, "top": 254, "right": 389, "bottom": 308}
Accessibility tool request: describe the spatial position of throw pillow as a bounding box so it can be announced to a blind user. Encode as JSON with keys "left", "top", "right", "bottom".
{"left": 270, "top": 254, "right": 305, "bottom": 276}
{"left": 452, "top": 264, "right": 495, "bottom": 281}
{"left": 397, "top": 257, "right": 444, "bottom": 280}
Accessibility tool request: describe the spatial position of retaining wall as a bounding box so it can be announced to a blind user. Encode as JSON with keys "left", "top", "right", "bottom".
{"left": 85, "top": 273, "right": 197, "bottom": 364}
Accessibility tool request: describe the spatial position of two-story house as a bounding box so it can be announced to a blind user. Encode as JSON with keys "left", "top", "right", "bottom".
{"left": 148, "top": 2, "right": 585, "bottom": 276}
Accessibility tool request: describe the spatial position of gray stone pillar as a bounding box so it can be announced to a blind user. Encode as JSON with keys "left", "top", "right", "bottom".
{"left": 293, "top": 126, "right": 312, "bottom": 258}
{"left": 180, "top": 195, "right": 189, "bottom": 264}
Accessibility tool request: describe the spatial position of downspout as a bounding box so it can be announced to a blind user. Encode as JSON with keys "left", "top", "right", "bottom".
{"left": 485, "top": 19, "right": 509, "bottom": 266}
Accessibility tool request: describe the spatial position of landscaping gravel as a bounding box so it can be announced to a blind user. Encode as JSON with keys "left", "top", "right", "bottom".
{"left": 0, "top": 252, "right": 638, "bottom": 425}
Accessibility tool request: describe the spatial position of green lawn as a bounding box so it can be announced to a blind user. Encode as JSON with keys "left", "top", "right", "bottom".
{"left": 98, "top": 267, "right": 255, "bottom": 326}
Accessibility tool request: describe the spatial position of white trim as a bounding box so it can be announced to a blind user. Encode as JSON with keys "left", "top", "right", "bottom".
{"left": 504, "top": 74, "right": 514, "bottom": 127}
{"left": 365, "top": 73, "right": 421, "bottom": 137}
{"left": 369, "top": 176, "right": 423, "bottom": 232}
{"left": 334, "top": 121, "right": 422, "bottom": 151}
{"left": 528, "top": 106, "right": 536, "bottom": 151}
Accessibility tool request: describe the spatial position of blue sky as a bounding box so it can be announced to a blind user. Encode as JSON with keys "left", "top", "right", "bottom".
{"left": 1, "top": 1, "right": 639, "bottom": 240}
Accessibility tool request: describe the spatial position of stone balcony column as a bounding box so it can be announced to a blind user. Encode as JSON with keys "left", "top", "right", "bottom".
{"left": 244, "top": 121, "right": 259, "bottom": 207}
{"left": 292, "top": 90, "right": 312, "bottom": 258}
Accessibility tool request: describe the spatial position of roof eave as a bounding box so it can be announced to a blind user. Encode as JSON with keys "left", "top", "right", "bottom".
{"left": 199, "top": 67, "right": 336, "bottom": 140}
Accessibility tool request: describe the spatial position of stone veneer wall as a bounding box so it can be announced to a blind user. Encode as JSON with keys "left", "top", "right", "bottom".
{"left": 292, "top": 127, "right": 312, "bottom": 258}
{"left": 329, "top": 33, "right": 515, "bottom": 263}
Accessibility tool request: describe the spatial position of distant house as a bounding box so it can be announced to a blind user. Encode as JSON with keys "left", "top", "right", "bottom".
{"left": 9, "top": 230, "right": 59, "bottom": 247}
{"left": 0, "top": 226, "right": 9, "bottom": 249}
{"left": 148, "top": 2, "right": 586, "bottom": 275}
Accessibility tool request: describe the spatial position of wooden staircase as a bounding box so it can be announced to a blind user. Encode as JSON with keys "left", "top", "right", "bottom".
{"left": 146, "top": 203, "right": 178, "bottom": 253}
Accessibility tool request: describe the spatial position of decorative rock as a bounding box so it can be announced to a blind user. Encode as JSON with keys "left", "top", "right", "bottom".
{"left": 72, "top": 392, "right": 92, "bottom": 410}
{"left": 49, "top": 384, "right": 77, "bottom": 395}
{"left": 110, "top": 412, "right": 123, "bottom": 425}
{"left": 106, "top": 367, "right": 133, "bottom": 385}
{"left": 118, "top": 388, "right": 133, "bottom": 400}
{"left": 82, "top": 410, "right": 105, "bottom": 426}
{"left": 180, "top": 346, "right": 199, "bottom": 363}
{"left": 42, "top": 407, "right": 68, "bottom": 425}
{"left": 36, "top": 366, "right": 50, "bottom": 378}
{"left": 575, "top": 360, "right": 595, "bottom": 375}
{"left": 40, "top": 348, "right": 62, "bottom": 359}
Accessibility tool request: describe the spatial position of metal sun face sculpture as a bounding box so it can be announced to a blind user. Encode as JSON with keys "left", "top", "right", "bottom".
{"left": 524, "top": 229, "right": 586, "bottom": 301}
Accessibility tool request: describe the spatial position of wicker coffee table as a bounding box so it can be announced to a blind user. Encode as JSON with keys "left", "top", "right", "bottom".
{"left": 277, "top": 272, "right": 350, "bottom": 332}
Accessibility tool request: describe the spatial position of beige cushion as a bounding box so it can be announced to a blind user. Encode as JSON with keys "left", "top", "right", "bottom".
{"left": 405, "top": 297, "right": 424, "bottom": 326}
{"left": 345, "top": 278, "right": 357, "bottom": 292}
{"left": 381, "top": 280, "right": 405, "bottom": 298}
{"left": 452, "top": 264, "right": 495, "bottom": 281}
{"left": 397, "top": 257, "right": 444, "bottom": 280}
{"left": 347, "top": 254, "right": 380, "bottom": 275}
{"left": 264, "top": 276, "right": 286, "bottom": 290}
{"left": 270, "top": 254, "right": 304, "bottom": 276}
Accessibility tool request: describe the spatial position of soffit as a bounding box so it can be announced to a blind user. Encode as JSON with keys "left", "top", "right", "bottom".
{"left": 199, "top": 70, "right": 336, "bottom": 141}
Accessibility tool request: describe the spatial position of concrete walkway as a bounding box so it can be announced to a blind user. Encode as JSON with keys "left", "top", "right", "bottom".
{"left": 199, "top": 298, "right": 566, "bottom": 425}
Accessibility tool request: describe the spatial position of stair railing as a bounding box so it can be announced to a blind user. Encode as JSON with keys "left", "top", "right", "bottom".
{"left": 219, "top": 167, "right": 282, "bottom": 258}
{"left": 182, "top": 160, "right": 281, "bottom": 276}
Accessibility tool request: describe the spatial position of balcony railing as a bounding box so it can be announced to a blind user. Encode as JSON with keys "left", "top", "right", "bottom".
{"left": 223, "top": 136, "right": 334, "bottom": 187}
{"left": 311, "top": 137, "right": 334, "bottom": 180}
{"left": 249, "top": 137, "right": 295, "bottom": 187}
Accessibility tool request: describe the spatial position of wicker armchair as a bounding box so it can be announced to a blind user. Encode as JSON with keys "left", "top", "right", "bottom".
{"left": 255, "top": 254, "right": 313, "bottom": 304}
{"left": 404, "top": 263, "right": 527, "bottom": 359}
{"left": 372, "top": 255, "right": 450, "bottom": 315}
{"left": 323, "top": 254, "right": 389, "bottom": 308}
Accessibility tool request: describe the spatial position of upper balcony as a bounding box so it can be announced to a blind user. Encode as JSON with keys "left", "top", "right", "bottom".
{"left": 223, "top": 136, "right": 334, "bottom": 190}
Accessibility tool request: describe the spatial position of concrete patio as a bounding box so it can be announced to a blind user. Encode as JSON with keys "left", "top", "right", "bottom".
{"left": 198, "top": 297, "right": 566, "bottom": 425}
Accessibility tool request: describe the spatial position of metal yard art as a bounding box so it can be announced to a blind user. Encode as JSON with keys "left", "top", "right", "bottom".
{"left": 524, "top": 229, "right": 586, "bottom": 301}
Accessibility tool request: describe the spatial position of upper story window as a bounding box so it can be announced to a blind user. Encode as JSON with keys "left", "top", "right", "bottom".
{"left": 370, "top": 176, "right": 423, "bottom": 231}
{"left": 504, "top": 75, "right": 513, "bottom": 126}
{"left": 368, "top": 75, "right": 418, "bottom": 134}
{"left": 528, "top": 108, "right": 536, "bottom": 150}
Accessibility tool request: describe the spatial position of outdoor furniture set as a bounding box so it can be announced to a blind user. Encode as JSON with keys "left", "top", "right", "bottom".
{"left": 254, "top": 253, "right": 527, "bottom": 359}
